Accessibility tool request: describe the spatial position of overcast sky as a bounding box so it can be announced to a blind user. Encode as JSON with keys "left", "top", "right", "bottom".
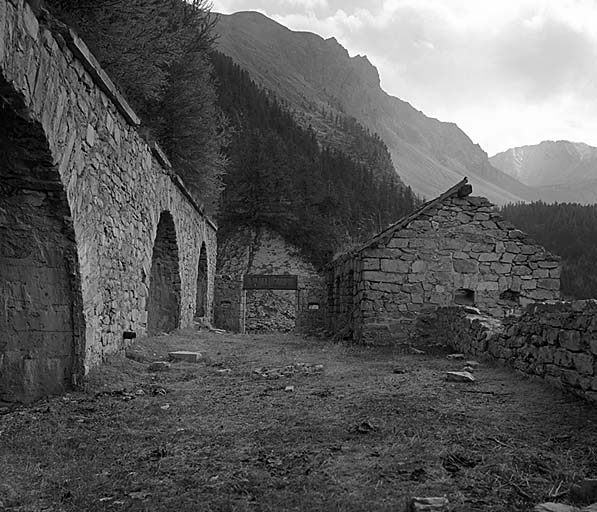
{"left": 210, "top": 0, "right": 597, "bottom": 155}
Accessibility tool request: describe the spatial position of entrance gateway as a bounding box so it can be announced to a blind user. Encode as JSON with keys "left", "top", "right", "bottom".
{"left": 243, "top": 274, "right": 299, "bottom": 333}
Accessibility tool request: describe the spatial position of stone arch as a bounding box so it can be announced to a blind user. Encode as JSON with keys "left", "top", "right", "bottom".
{"left": 147, "top": 211, "right": 181, "bottom": 333}
{"left": 194, "top": 242, "right": 208, "bottom": 320}
{"left": 0, "top": 85, "right": 85, "bottom": 402}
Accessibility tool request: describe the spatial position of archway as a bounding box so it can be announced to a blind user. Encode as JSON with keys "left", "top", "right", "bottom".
{"left": 0, "top": 94, "right": 83, "bottom": 402}
{"left": 194, "top": 243, "right": 208, "bottom": 320}
{"left": 147, "top": 211, "right": 181, "bottom": 333}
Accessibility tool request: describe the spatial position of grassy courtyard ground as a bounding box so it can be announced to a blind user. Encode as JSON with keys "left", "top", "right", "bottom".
{"left": 1, "top": 330, "right": 596, "bottom": 511}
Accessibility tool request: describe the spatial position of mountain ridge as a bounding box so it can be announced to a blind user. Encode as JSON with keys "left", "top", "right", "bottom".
{"left": 491, "top": 140, "right": 597, "bottom": 204}
{"left": 214, "top": 10, "right": 534, "bottom": 204}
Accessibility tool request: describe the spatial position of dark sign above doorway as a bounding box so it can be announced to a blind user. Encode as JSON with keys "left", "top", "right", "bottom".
{"left": 243, "top": 274, "right": 298, "bottom": 290}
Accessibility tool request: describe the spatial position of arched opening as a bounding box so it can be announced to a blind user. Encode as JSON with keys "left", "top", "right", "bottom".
{"left": 147, "top": 211, "right": 181, "bottom": 334}
{"left": 194, "top": 243, "right": 208, "bottom": 320}
{"left": 0, "top": 95, "right": 83, "bottom": 402}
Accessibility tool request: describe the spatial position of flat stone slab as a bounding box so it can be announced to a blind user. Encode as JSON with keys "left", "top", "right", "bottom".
{"left": 168, "top": 351, "right": 202, "bottom": 363}
{"left": 148, "top": 361, "right": 171, "bottom": 372}
{"left": 446, "top": 371, "right": 475, "bottom": 383}
{"left": 410, "top": 496, "right": 449, "bottom": 511}
{"left": 446, "top": 353, "right": 465, "bottom": 360}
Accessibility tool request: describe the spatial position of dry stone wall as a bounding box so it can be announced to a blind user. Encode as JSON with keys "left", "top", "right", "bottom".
{"left": 327, "top": 192, "right": 561, "bottom": 345}
{"left": 0, "top": 0, "right": 216, "bottom": 401}
{"left": 416, "top": 303, "right": 597, "bottom": 403}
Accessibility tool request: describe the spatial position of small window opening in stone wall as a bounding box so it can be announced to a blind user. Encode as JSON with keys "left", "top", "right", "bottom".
{"left": 147, "top": 211, "right": 181, "bottom": 334}
{"left": 454, "top": 288, "right": 475, "bottom": 306}
{"left": 195, "top": 243, "right": 208, "bottom": 319}
{"left": 308, "top": 303, "right": 320, "bottom": 310}
{"left": 500, "top": 289, "right": 520, "bottom": 304}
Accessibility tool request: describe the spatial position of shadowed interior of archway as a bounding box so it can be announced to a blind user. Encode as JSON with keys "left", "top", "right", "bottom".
{"left": 0, "top": 94, "right": 82, "bottom": 403}
{"left": 195, "top": 243, "right": 208, "bottom": 319}
{"left": 147, "top": 211, "right": 181, "bottom": 334}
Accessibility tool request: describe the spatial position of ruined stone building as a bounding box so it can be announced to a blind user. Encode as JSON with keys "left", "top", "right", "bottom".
{"left": 326, "top": 179, "right": 561, "bottom": 344}
{"left": 1, "top": 1, "right": 216, "bottom": 402}
{"left": 214, "top": 228, "right": 325, "bottom": 334}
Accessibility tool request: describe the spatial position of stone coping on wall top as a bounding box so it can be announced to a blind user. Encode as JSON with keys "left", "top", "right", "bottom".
{"left": 38, "top": 5, "right": 217, "bottom": 230}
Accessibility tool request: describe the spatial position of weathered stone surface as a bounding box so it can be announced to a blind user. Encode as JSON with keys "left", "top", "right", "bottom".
{"left": 0, "top": 1, "right": 217, "bottom": 402}
{"left": 326, "top": 183, "right": 560, "bottom": 345}
{"left": 410, "top": 497, "right": 449, "bottom": 511}
{"left": 148, "top": 361, "right": 171, "bottom": 372}
{"left": 446, "top": 371, "right": 475, "bottom": 382}
{"left": 168, "top": 351, "right": 203, "bottom": 363}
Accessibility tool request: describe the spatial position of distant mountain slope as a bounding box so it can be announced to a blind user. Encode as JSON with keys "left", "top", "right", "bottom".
{"left": 491, "top": 141, "right": 597, "bottom": 204}
{"left": 212, "top": 51, "right": 418, "bottom": 266}
{"left": 214, "top": 11, "right": 534, "bottom": 204}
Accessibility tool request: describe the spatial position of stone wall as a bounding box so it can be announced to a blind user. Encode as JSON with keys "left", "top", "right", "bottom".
{"left": 416, "top": 302, "right": 597, "bottom": 403}
{"left": 0, "top": 0, "right": 217, "bottom": 401}
{"left": 215, "top": 227, "right": 325, "bottom": 334}
{"left": 326, "top": 191, "right": 561, "bottom": 345}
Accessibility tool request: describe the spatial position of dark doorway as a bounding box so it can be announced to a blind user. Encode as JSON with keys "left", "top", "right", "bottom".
{"left": 147, "top": 211, "right": 181, "bottom": 333}
{"left": 0, "top": 96, "right": 83, "bottom": 402}
{"left": 195, "top": 243, "right": 208, "bottom": 319}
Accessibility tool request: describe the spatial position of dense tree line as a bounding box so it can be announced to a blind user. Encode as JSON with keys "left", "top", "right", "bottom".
{"left": 212, "top": 52, "right": 418, "bottom": 266}
{"left": 45, "top": 0, "right": 227, "bottom": 213}
{"left": 501, "top": 202, "right": 597, "bottom": 299}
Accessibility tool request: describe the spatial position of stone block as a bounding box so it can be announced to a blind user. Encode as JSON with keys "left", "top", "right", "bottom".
{"left": 504, "top": 242, "right": 520, "bottom": 253}
{"left": 411, "top": 260, "right": 427, "bottom": 273}
{"left": 362, "top": 258, "right": 380, "bottom": 271}
{"left": 572, "top": 353, "right": 594, "bottom": 375}
{"left": 477, "top": 281, "right": 499, "bottom": 291}
{"left": 491, "top": 262, "right": 511, "bottom": 274}
{"left": 538, "top": 261, "right": 560, "bottom": 269}
{"left": 537, "top": 278, "right": 559, "bottom": 290}
{"left": 554, "top": 349, "right": 574, "bottom": 368}
{"left": 362, "top": 270, "right": 393, "bottom": 282}
{"left": 168, "top": 351, "right": 202, "bottom": 363}
{"left": 559, "top": 331, "right": 582, "bottom": 352}
{"left": 380, "top": 259, "right": 409, "bottom": 273}
{"left": 454, "top": 259, "right": 478, "bottom": 273}
{"left": 512, "top": 265, "right": 532, "bottom": 276}
{"left": 388, "top": 237, "right": 409, "bottom": 249}
{"left": 500, "top": 253, "right": 515, "bottom": 263}
{"left": 478, "top": 253, "right": 499, "bottom": 262}
{"left": 148, "top": 361, "right": 171, "bottom": 372}
{"left": 472, "top": 243, "right": 494, "bottom": 253}
{"left": 520, "top": 245, "right": 538, "bottom": 255}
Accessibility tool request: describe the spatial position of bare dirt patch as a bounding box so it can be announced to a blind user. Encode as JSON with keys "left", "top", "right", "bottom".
{"left": 1, "top": 330, "right": 596, "bottom": 511}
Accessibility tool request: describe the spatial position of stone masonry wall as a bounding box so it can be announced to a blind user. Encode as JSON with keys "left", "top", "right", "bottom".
{"left": 216, "top": 227, "right": 325, "bottom": 334}
{"left": 416, "top": 303, "right": 597, "bottom": 403}
{"left": 0, "top": 0, "right": 217, "bottom": 399}
{"left": 327, "top": 193, "right": 561, "bottom": 345}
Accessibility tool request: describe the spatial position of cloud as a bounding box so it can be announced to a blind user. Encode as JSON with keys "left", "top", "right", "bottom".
{"left": 210, "top": 0, "right": 597, "bottom": 153}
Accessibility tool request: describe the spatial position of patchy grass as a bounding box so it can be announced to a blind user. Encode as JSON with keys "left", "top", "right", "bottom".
{"left": 1, "top": 330, "right": 596, "bottom": 511}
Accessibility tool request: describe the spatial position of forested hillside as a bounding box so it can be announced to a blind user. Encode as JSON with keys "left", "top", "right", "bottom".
{"left": 45, "top": 0, "right": 227, "bottom": 213}
{"left": 212, "top": 52, "right": 418, "bottom": 266}
{"left": 501, "top": 202, "right": 597, "bottom": 299}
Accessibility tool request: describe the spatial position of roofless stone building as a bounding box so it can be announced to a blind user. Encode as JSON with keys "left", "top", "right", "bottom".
{"left": 326, "top": 179, "right": 561, "bottom": 344}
